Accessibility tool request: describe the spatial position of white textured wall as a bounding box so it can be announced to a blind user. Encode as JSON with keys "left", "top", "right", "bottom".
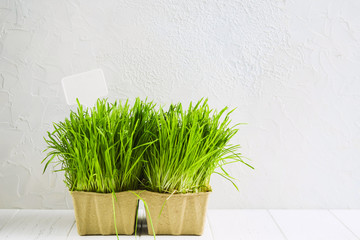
{"left": 1, "top": 0, "right": 360, "bottom": 209}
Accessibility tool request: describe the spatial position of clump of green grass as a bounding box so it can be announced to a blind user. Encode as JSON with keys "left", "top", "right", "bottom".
{"left": 42, "top": 98, "right": 252, "bottom": 195}
{"left": 42, "top": 98, "right": 156, "bottom": 193}
{"left": 143, "top": 99, "right": 253, "bottom": 194}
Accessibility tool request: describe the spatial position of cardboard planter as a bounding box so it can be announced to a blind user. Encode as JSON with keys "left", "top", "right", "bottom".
{"left": 71, "top": 191, "right": 138, "bottom": 235}
{"left": 141, "top": 190, "right": 211, "bottom": 235}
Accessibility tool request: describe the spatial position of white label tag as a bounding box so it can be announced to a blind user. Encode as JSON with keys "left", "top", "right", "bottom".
{"left": 61, "top": 69, "right": 108, "bottom": 107}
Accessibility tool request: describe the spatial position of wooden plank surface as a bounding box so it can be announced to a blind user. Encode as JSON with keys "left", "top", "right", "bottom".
{"left": 0, "top": 210, "right": 75, "bottom": 240}
{"left": 270, "top": 210, "right": 358, "bottom": 240}
{"left": 331, "top": 210, "right": 360, "bottom": 239}
{"left": 208, "top": 209, "right": 286, "bottom": 240}
{"left": 1, "top": 209, "right": 360, "bottom": 240}
{"left": 0, "top": 210, "right": 18, "bottom": 231}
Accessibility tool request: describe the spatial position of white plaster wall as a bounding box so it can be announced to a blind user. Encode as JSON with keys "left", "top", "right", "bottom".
{"left": 0, "top": 0, "right": 360, "bottom": 209}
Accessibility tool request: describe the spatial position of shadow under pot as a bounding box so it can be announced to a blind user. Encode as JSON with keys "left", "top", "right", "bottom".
{"left": 71, "top": 191, "right": 139, "bottom": 235}
{"left": 141, "top": 190, "right": 211, "bottom": 235}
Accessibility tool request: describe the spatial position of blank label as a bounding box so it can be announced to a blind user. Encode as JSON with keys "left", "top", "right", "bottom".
{"left": 61, "top": 69, "right": 108, "bottom": 107}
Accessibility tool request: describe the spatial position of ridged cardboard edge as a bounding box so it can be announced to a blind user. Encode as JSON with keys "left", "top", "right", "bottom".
{"left": 141, "top": 190, "right": 211, "bottom": 235}
{"left": 71, "top": 191, "right": 139, "bottom": 235}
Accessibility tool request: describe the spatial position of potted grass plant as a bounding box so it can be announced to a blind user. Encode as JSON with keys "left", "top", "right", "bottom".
{"left": 42, "top": 97, "right": 251, "bottom": 237}
{"left": 42, "top": 98, "right": 156, "bottom": 236}
{"left": 141, "top": 99, "right": 253, "bottom": 235}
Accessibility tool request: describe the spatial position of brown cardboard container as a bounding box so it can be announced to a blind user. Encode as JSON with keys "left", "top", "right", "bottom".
{"left": 141, "top": 190, "right": 211, "bottom": 235}
{"left": 71, "top": 191, "right": 138, "bottom": 235}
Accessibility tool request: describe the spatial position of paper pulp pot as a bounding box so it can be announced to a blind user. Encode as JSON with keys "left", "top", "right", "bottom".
{"left": 141, "top": 191, "right": 211, "bottom": 235}
{"left": 71, "top": 191, "right": 138, "bottom": 235}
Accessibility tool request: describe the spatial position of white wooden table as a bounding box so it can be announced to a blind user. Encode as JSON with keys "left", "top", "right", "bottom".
{"left": 1, "top": 209, "right": 360, "bottom": 240}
